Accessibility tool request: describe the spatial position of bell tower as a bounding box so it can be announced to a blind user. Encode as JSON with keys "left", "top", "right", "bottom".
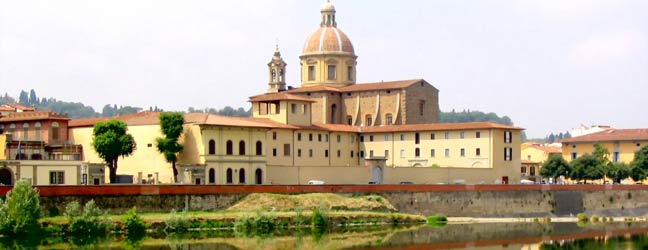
{"left": 267, "top": 45, "right": 287, "bottom": 93}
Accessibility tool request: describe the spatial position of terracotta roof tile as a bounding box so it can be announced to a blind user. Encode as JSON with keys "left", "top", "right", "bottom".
{"left": 561, "top": 129, "right": 648, "bottom": 143}
{"left": 0, "top": 111, "right": 69, "bottom": 122}
{"left": 358, "top": 122, "right": 523, "bottom": 133}
{"left": 1, "top": 103, "right": 35, "bottom": 111}
{"left": 249, "top": 92, "right": 316, "bottom": 102}
{"left": 285, "top": 85, "right": 342, "bottom": 93}
{"left": 339, "top": 79, "right": 427, "bottom": 92}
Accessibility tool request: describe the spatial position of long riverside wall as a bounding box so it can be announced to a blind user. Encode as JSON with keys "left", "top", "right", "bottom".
{"left": 1, "top": 185, "right": 648, "bottom": 217}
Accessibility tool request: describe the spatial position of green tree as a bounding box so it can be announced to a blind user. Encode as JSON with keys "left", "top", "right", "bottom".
{"left": 630, "top": 145, "right": 648, "bottom": 182}
{"left": 570, "top": 154, "right": 604, "bottom": 184}
{"left": 92, "top": 120, "right": 137, "bottom": 183}
{"left": 156, "top": 112, "right": 184, "bottom": 182}
{"left": 592, "top": 143, "right": 611, "bottom": 181}
{"left": 540, "top": 154, "right": 571, "bottom": 179}
{"left": 28, "top": 89, "right": 38, "bottom": 105}
{"left": 607, "top": 162, "right": 630, "bottom": 184}
{"left": 0, "top": 179, "right": 41, "bottom": 235}
{"left": 18, "top": 90, "right": 29, "bottom": 106}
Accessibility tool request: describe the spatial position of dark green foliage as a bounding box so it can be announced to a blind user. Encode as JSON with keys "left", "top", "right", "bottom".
{"left": 426, "top": 214, "right": 448, "bottom": 225}
{"left": 66, "top": 200, "right": 111, "bottom": 237}
{"left": 91, "top": 119, "right": 136, "bottom": 183}
{"left": 311, "top": 207, "right": 329, "bottom": 228}
{"left": 570, "top": 154, "right": 604, "bottom": 183}
{"left": 577, "top": 213, "right": 589, "bottom": 222}
{"left": 18, "top": 90, "right": 29, "bottom": 106}
{"left": 631, "top": 145, "right": 648, "bottom": 182}
{"left": 540, "top": 154, "right": 571, "bottom": 178}
{"left": 254, "top": 213, "right": 275, "bottom": 234}
{"left": 608, "top": 162, "right": 631, "bottom": 184}
{"left": 189, "top": 106, "right": 252, "bottom": 117}
{"left": 164, "top": 211, "right": 190, "bottom": 233}
{"left": 0, "top": 179, "right": 41, "bottom": 235}
{"left": 101, "top": 104, "right": 143, "bottom": 117}
{"left": 439, "top": 110, "right": 513, "bottom": 126}
{"left": 122, "top": 207, "right": 147, "bottom": 236}
{"left": 156, "top": 112, "right": 184, "bottom": 182}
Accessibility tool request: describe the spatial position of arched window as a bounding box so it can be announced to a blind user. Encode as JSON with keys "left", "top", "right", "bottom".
{"left": 8, "top": 123, "right": 16, "bottom": 133}
{"left": 365, "top": 115, "right": 372, "bottom": 126}
{"left": 346, "top": 116, "right": 353, "bottom": 125}
{"left": 255, "top": 168, "right": 263, "bottom": 184}
{"left": 51, "top": 122, "right": 60, "bottom": 141}
{"left": 330, "top": 104, "right": 337, "bottom": 123}
{"left": 239, "top": 140, "right": 246, "bottom": 155}
{"left": 255, "top": 141, "right": 263, "bottom": 156}
{"left": 34, "top": 122, "right": 42, "bottom": 140}
{"left": 208, "top": 140, "right": 216, "bottom": 155}
{"left": 226, "top": 140, "right": 233, "bottom": 155}
{"left": 22, "top": 123, "right": 29, "bottom": 140}
{"left": 208, "top": 168, "right": 215, "bottom": 184}
{"left": 239, "top": 168, "right": 246, "bottom": 184}
{"left": 385, "top": 114, "right": 393, "bottom": 125}
{"left": 226, "top": 168, "right": 233, "bottom": 184}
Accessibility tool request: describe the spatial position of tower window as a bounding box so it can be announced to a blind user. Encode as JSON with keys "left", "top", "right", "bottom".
{"left": 347, "top": 66, "right": 353, "bottom": 81}
{"left": 419, "top": 100, "right": 425, "bottom": 116}
{"left": 327, "top": 65, "right": 337, "bottom": 80}
{"left": 308, "top": 66, "right": 315, "bottom": 81}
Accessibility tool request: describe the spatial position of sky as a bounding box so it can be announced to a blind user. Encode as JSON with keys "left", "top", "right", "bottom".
{"left": 1, "top": 0, "right": 647, "bottom": 138}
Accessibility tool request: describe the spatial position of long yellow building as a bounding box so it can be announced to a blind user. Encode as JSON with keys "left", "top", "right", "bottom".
{"left": 561, "top": 129, "right": 648, "bottom": 164}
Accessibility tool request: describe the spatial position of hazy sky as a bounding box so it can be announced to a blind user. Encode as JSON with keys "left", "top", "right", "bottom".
{"left": 1, "top": 0, "right": 647, "bottom": 137}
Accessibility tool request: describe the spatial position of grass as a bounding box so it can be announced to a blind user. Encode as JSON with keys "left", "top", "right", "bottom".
{"left": 227, "top": 193, "right": 396, "bottom": 212}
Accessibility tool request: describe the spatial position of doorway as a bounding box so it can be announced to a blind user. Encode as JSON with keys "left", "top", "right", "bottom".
{"left": 0, "top": 168, "right": 12, "bottom": 185}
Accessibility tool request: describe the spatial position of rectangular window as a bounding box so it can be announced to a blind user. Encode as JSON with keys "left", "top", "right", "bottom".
{"left": 336, "top": 135, "right": 341, "bottom": 143}
{"left": 309, "top": 149, "right": 313, "bottom": 157}
{"left": 476, "top": 131, "right": 481, "bottom": 138}
{"left": 476, "top": 148, "right": 481, "bottom": 156}
{"left": 400, "top": 149, "right": 405, "bottom": 158}
{"left": 369, "top": 135, "right": 374, "bottom": 142}
{"left": 308, "top": 66, "right": 315, "bottom": 81}
{"left": 504, "top": 147, "right": 512, "bottom": 161}
{"left": 431, "top": 133, "right": 435, "bottom": 140}
{"left": 318, "top": 134, "right": 322, "bottom": 142}
{"left": 385, "top": 150, "right": 389, "bottom": 158}
{"left": 445, "top": 148, "right": 450, "bottom": 157}
{"left": 283, "top": 144, "right": 290, "bottom": 156}
{"left": 400, "top": 134, "right": 405, "bottom": 141}
{"left": 369, "top": 150, "right": 374, "bottom": 157}
{"left": 351, "top": 150, "right": 354, "bottom": 158}
{"left": 571, "top": 152, "right": 577, "bottom": 160}
{"left": 298, "top": 149, "right": 302, "bottom": 157}
{"left": 325, "top": 150, "right": 329, "bottom": 157}
{"left": 272, "top": 132, "right": 277, "bottom": 140}
{"left": 521, "top": 167, "right": 526, "bottom": 174}
{"left": 297, "top": 133, "right": 302, "bottom": 141}
{"left": 309, "top": 133, "right": 313, "bottom": 141}
{"left": 613, "top": 152, "right": 620, "bottom": 163}
{"left": 431, "top": 149, "right": 435, "bottom": 157}
{"left": 360, "top": 150, "right": 365, "bottom": 158}
{"left": 291, "top": 103, "right": 296, "bottom": 114}
{"left": 351, "top": 136, "right": 355, "bottom": 143}
{"left": 337, "top": 150, "right": 341, "bottom": 157}
{"left": 347, "top": 117, "right": 353, "bottom": 125}
{"left": 415, "top": 148, "right": 420, "bottom": 157}
{"left": 360, "top": 136, "right": 364, "bottom": 142}
{"left": 415, "top": 133, "right": 420, "bottom": 144}
{"left": 325, "top": 134, "right": 329, "bottom": 142}
{"left": 272, "top": 148, "right": 277, "bottom": 157}
{"left": 504, "top": 131, "right": 512, "bottom": 143}
{"left": 445, "top": 132, "right": 450, "bottom": 139}
{"left": 460, "top": 132, "right": 465, "bottom": 139}
{"left": 347, "top": 66, "right": 353, "bottom": 81}
{"left": 384, "top": 135, "right": 390, "bottom": 141}
{"left": 419, "top": 100, "right": 425, "bottom": 116}
{"left": 460, "top": 148, "right": 465, "bottom": 157}
{"left": 328, "top": 65, "right": 336, "bottom": 80}
{"left": 49, "top": 171, "right": 64, "bottom": 185}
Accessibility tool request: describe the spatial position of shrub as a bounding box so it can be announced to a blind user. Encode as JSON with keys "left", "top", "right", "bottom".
{"left": 311, "top": 207, "right": 329, "bottom": 228}
{"left": 427, "top": 214, "right": 448, "bottom": 225}
{"left": 254, "top": 212, "right": 275, "bottom": 234}
{"left": 164, "top": 210, "right": 190, "bottom": 233}
{"left": 0, "top": 179, "right": 42, "bottom": 235}
{"left": 591, "top": 215, "right": 600, "bottom": 223}
{"left": 577, "top": 213, "right": 589, "bottom": 222}
{"left": 233, "top": 215, "right": 254, "bottom": 233}
{"left": 67, "top": 200, "right": 112, "bottom": 236}
{"left": 123, "top": 207, "right": 147, "bottom": 236}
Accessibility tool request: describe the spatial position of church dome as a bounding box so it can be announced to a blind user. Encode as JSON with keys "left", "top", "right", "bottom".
{"left": 302, "top": 27, "right": 355, "bottom": 55}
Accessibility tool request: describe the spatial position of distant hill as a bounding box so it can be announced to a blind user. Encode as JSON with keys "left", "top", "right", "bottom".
{"left": 439, "top": 109, "right": 513, "bottom": 126}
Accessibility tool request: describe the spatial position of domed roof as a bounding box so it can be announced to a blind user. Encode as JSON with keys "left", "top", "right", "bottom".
{"left": 302, "top": 27, "right": 355, "bottom": 55}
{"left": 321, "top": 1, "right": 335, "bottom": 12}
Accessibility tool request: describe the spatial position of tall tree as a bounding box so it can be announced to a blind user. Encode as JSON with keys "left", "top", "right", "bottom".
{"left": 18, "top": 90, "right": 29, "bottom": 106}
{"left": 540, "top": 154, "right": 571, "bottom": 179}
{"left": 91, "top": 120, "right": 137, "bottom": 183}
{"left": 608, "top": 162, "right": 630, "bottom": 184}
{"left": 156, "top": 113, "right": 184, "bottom": 183}
{"left": 592, "top": 143, "right": 611, "bottom": 181}
{"left": 570, "top": 154, "right": 604, "bottom": 184}
{"left": 28, "top": 89, "right": 38, "bottom": 105}
{"left": 630, "top": 145, "right": 648, "bottom": 182}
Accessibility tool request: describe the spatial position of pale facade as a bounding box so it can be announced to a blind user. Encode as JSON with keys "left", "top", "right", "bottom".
{"left": 561, "top": 129, "right": 648, "bottom": 164}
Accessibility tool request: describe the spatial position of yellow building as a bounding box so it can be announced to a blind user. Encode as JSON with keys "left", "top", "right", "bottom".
{"left": 561, "top": 128, "right": 648, "bottom": 164}
{"left": 520, "top": 143, "right": 561, "bottom": 181}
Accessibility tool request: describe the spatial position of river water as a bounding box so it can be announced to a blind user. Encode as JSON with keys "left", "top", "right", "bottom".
{"left": 5, "top": 222, "right": 648, "bottom": 249}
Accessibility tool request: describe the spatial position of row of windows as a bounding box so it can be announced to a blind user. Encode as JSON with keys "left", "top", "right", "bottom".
{"left": 207, "top": 140, "right": 263, "bottom": 156}
{"left": 358, "top": 131, "right": 483, "bottom": 143}
{"left": 1, "top": 122, "right": 61, "bottom": 140}
{"left": 214, "top": 168, "right": 263, "bottom": 184}
{"left": 306, "top": 65, "right": 353, "bottom": 81}
{"left": 273, "top": 132, "right": 355, "bottom": 144}
{"left": 269, "top": 147, "right": 485, "bottom": 159}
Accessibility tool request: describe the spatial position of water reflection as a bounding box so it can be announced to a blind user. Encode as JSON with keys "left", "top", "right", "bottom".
{"left": 3, "top": 222, "right": 648, "bottom": 249}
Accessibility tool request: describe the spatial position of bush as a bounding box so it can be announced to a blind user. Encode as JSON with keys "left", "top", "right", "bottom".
{"left": 123, "top": 207, "right": 147, "bottom": 236}
{"left": 427, "top": 214, "right": 448, "bottom": 225}
{"left": 0, "top": 179, "right": 42, "bottom": 235}
{"left": 164, "top": 210, "right": 190, "bottom": 233}
{"left": 577, "top": 213, "right": 589, "bottom": 222}
{"left": 67, "top": 200, "right": 112, "bottom": 236}
{"left": 311, "top": 207, "right": 329, "bottom": 228}
{"left": 233, "top": 215, "right": 254, "bottom": 234}
{"left": 254, "top": 212, "right": 275, "bottom": 234}
{"left": 591, "top": 215, "right": 600, "bottom": 223}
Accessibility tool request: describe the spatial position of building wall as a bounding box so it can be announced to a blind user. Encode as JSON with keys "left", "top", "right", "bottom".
{"left": 402, "top": 82, "right": 439, "bottom": 124}
{"left": 252, "top": 101, "right": 287, "bottom": 124}
{"left": 286, "top": 101, "right": 313, "bottom": 126}
{"left": 521, "top": 147, "right": 549, "bottom": 163}
{"left": 562, "top": 141, "right": 647, "bottom": 164}
{"left": 12, "top": 160, "right": 84, "bottom": 185}
{"left": 300, "top": 54, "right": 356, "bottom": 87}
{"left": 0, "top": 134, "right": 6, "bottom": 160}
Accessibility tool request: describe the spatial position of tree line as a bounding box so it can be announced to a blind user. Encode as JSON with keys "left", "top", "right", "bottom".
{"left": 540, "top": 144, "right": 648, "bottom": 184}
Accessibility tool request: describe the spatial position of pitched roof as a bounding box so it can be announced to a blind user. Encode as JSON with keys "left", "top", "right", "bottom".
{"left": 249, "top": 92, "right": 315, "bottom": 102}
{"left": 0, "top": 103, "right": 35, "bottom": 111}
{"left": 283, "top": 79, "right": 431, "bottom": 94}
{"left": 69, "top": 112, "right": 161, "bottom": 128}
{"left": 187, "top": 113, "right": 296, "bottom": 129}
{"left": 522, "top": 143, "right": 562, "bottom": 153}
{"left": 358, "top": 122, "right": 523, "bottom": 133}
{"left": 561, "top": 128, "right": 648, "bottom": 143}
{"left": 0, "top": 111, "right": 69, "bottom": 122}
{"left": 284, "top": 85, "right": 342, "bottom": 93}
